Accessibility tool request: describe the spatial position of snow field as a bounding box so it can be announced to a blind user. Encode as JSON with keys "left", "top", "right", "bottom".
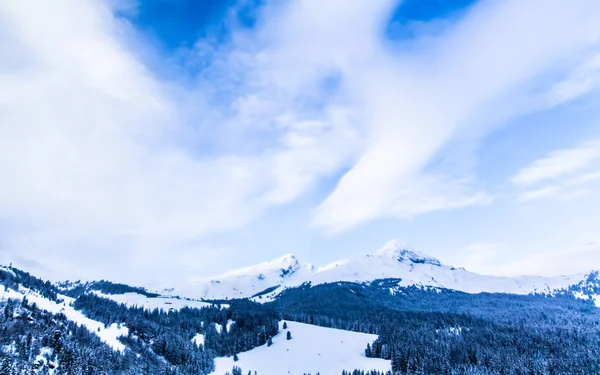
{"left": 212, "top": 321, "right": 390, "bottom": 375}
{"left": 91, "top": 290, "right": 217, "bottom": 311}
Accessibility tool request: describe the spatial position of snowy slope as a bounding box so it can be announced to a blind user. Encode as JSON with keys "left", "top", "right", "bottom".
{"left": 172, "top": 239, "right": 595, "bottom": 302}
{"left": 212, "top": 321, "right": 390, "bottom": 375}
{"left": 171, "top": 254, "right": 315, "bottom": 301}
{"left": 0, "top": 284, "right": 128, "bottom": 352}
{"left": 91, "top": 290, "right": 221, "bottom": 311}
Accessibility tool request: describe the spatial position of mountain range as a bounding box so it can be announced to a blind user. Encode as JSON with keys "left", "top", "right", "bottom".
{"left": 2, "top": 239, "right": 600, "bottom": 375}
{"left": 163, "top": 239, "right": 600, "bottom": 305}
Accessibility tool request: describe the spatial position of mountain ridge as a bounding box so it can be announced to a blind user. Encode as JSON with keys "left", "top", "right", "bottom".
{"left": 159, "top": 239, "right": 598, "bottom": 303}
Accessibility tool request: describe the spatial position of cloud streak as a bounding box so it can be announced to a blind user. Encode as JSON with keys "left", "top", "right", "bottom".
{"left": 511, "top": 140, "right": 600, "bottom": 187}
{"left": 311, "top": 0, "right": 600, "bottom": 232}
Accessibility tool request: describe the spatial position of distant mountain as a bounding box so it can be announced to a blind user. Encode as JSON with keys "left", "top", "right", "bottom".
{"left": 165, "top": 239, "right": 599, "bottom": 304}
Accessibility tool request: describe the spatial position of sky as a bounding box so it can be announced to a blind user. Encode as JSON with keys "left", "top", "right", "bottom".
{"left": 1, "top": 0, "right": 600, "bottom": 287}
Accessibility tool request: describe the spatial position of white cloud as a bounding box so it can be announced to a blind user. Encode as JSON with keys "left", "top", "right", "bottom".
{"left": 312, "top": 0, "right": 600, "bottom": 232}
{"left": 2, "top": 0, "right": 600, "bottom": 282}
{"left": 518, "top": 186, "right": 562, "bottom": 202}
{"left": 313, "top": 175, "right": 492, "bottom": 233}
{"left": 481, "top": 241, "right": 600, "bottom": 277}
{"left": 546, "top": 53, "right": 600, "bottom": 105}
{"left": 458, "top": 242, "right": 504, "bottom": 270}
{"left": 511, "top": 140, "right": 600, "bottom": 187}
{"left": 512, "top": 140, "right": 600, "bottom": 203}
{"left": 0, "top": 0, "right": 278, "bottom": 282}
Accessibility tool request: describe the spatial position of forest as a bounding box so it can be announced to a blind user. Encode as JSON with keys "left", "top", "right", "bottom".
{"left": 2, "top": 267, "right": 600, "bottom": 374}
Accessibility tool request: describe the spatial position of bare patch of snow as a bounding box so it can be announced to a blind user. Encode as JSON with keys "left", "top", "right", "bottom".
{"left": 91, "top": 290, "right": 214, "bottom": 311}
{"left": 192, "top": 333, "right": 205, "bottom": 347}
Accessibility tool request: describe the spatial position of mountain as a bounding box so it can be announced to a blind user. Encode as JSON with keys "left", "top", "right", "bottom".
{"left": 3, "top": 254, "right": 600, "bottom": 375}
{"left": 166, "top": 239, "right": 598, "bottom": 303}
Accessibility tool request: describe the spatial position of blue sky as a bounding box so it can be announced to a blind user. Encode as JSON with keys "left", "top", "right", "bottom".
{"left": 1, "top": 0, "right": 600, "bottom": 286}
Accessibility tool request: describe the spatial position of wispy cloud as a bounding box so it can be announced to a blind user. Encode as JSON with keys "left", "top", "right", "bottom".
{"left": 512, "top": 140, "right": 600, "bottom": 202}
{"left": 511, "top": 140, "right": 600, "bottom": 187}
{"left": 458, "top": 242, "right": 504, "bottom": 271}
{"left": 480, "top": 241, "right": 600, "bottom": 277}
{"left": 517, "top": 186, "right": 562, "bottom": 202}
{"left": 311, "top": 0, "right": 600, "bottom": 232}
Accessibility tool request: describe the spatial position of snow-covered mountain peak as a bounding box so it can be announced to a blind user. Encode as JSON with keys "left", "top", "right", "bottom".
{"left": 374, "top": 239, "right": 441, "bottom": 266}
{"left": 205, "top": 253, "right": 301, "bottom": 281}
{"left": 270, "top": 253, "right": 299, "bottom": 270}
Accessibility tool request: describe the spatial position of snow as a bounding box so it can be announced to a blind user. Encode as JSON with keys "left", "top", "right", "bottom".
{"left": 192, "top": 333, "right": 205, "bottom": 347}
{"left": 316, "top": 259, "right": 351, "bottom": 273}
{"left": 170, "top": 239, "right": 593, "bottom": 302}
{"left": 0, "top": 284, "right": 128, "bottom": 352}
{"left": 0, "top": 265, "right": 16, "bottom": 277}
{"left": 175, "top": 254, "right": 316, "bottom": 301}
{"left": 212, "top": 321, "right": 390, "bottom": 375}
{"left": 213, "top": 320, "right": 235, "bottom": 334}
{"left": 436, "top": 327, "right": 463, "bottom": 336}
{"left": 91, "top": 290, "right": 215, "bottom": 311}
{"left": 0, "top": 284, "right": 22, "bottom": 301}
{"left": 571, "top": 291, "right": 600, "bottom": 307}
{"left": 1, "top": 343, "right": 16, "bottom": 355}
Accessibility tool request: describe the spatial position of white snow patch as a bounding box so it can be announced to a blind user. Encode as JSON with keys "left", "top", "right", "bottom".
{"left": 1, "top": 284, "right": 128, "bottom": 352}
{"left": 212, "top": 321, "right": 390, "bottom": 375}
{"left": 215, "top": 322, "right": 223, "bottom": 334}
{"left": 573, "top": 291, "right": 600, "bottom": 307}
{"left": 0, "top": 284, "right": 22, "bottom": 301}
{"left": 34, "top": 347, "right": 53, "bottom": 369}
{"left": 574, "top": 291, "right": 587, "bottom": 300}
{"left": 0, "top": 266, "right": 16, "bottom": 277}
{"left": 226, "top": 319, "right": 235, "bottom": 332}
{"left": 436, "top": 327, "right": 463, "bottom": 336}
{"left": 91, "top": 291, "right": 214, "bottom": 311}
{"left": 192, "top": 333, "right": 205, "bottom": 347}
{"left": 316, "top": 259, "right": 350, "bottom": 273}
{"left": 1, "top": 343, "right": 16, "bottom": 356}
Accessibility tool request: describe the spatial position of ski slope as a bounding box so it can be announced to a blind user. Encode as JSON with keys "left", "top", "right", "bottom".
{"left": 212, "top": 321, "right": 390, "bottom": 375}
